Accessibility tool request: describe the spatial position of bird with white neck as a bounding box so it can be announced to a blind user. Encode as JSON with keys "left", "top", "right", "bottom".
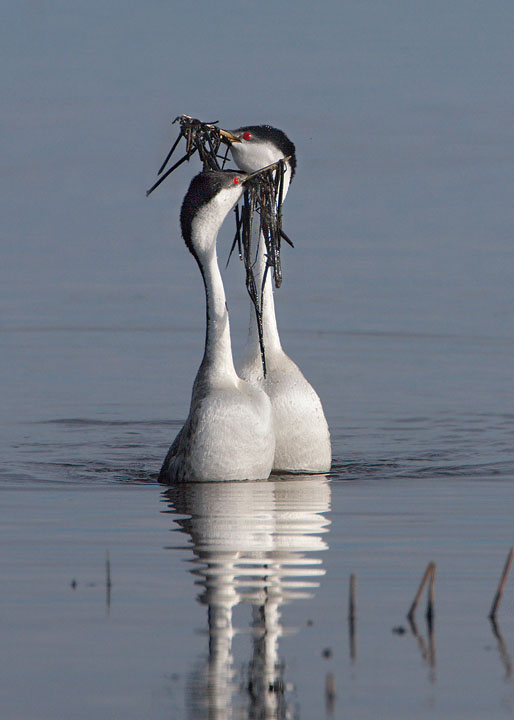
{"left": 220, "top": 125, "right": 332, "bottom": 474}
{"left": 158, "top": 168, "right": 276, "bottom": 483}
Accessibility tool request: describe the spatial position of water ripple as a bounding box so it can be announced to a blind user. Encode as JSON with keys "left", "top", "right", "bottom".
{"left": 2, "top": 411, "right": 513, "bottom": 487}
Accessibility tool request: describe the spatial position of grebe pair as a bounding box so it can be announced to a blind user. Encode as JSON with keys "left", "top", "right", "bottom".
{"left": 158, "top": 125, "right": 331, "bottom": 482}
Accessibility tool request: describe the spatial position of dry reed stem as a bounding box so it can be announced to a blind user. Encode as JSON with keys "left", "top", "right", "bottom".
{"left": 407, "top": 561, "right": 436, "bottom": 621}
{"left": 489, "top": 546, "right": 514, "bottom": 620}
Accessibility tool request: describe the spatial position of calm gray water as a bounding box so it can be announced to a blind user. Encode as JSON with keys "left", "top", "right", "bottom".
{"left": 1, "top": 1, "right": 513, "bottom": 718}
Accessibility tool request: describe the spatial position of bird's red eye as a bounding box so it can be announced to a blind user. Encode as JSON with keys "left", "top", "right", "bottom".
{"left": 233, "top": 177, "right": 240, "bottom": 185}
{"left": 243, "top": 131, "right": 252, "bottom": 141}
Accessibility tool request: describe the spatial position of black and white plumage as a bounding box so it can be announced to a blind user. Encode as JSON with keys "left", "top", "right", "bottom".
{"left": 221, "top": 125, "right": 332, "bottom": 474}
{"left": 159, "top": 170, "right": 275, "bottom": 483}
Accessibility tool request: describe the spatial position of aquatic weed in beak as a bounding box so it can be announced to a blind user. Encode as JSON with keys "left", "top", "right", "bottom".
{"left": 226, "top": 157, "right": 294, "bottom": 375}
{"left": 147, "top": 116, "right": 294, "bottom": 375}
{"left": 146, "top": 115, "right": 230, "bottom": 196}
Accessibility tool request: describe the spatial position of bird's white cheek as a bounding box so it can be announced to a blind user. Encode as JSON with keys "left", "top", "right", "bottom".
{"left": 191, "top": 188, "right": 242, "bottom": 254}
{"left": 231, "top": 144, "right": 282, "bottom": 173}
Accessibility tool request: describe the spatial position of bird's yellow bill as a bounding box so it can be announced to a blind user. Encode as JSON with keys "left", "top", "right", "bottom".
{"left": 219, "top": 129, "right": 242, "bottom": 144}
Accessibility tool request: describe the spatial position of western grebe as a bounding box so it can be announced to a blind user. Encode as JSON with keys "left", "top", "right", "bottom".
{"left": 158, "top": 169, "right": 276, "bottom": 483}
{"left": 221, "top": 126, "right": 331, "bottom": 474}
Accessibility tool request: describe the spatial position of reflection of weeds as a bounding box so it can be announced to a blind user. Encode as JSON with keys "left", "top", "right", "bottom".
{"left": 490, "top": 618, "right": 513, "bottom": 681}
{"left": 488, "top": 547, "right": 514, "bottom": 682}
{"left": 403, "top": 562, "right": 436, "bottom": 681}
{"left": 408, "top": 615, "right": 436, "bottom": 682}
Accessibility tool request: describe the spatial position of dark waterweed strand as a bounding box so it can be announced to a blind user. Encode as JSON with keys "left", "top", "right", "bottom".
{"left": 146, "top": 115, "right": 225, "bottom": 197}
{"left": 238, "top": 158, "right": 292, "bottom": 375}
{"left": 241, "top": 187, "right": 267, "bottom": 376}
{"left": 226, "top": 204, "right": 243, "bottom": 269}
{"left": 157, "top": 132, "right": 182, "bottom": 175}
{"left": 244, "top": 162, "right": 293, "bottom": 285}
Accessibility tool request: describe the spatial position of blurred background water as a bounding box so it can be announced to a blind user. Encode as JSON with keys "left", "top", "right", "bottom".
{"left": 1, "top": 1, "right": 513, "bottom": 718}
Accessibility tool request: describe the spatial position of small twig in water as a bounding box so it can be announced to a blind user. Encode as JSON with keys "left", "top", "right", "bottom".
{"left": 348, "top": 573, "right": 357, "bottom": 621}
{"left": 105, "top": 550, "right": 112, "bottom": 610}
{"left": 348, "top": 573, "right": 357, "bottom": 662}
{"left": 489, "top": 546, "right": 514, "bottom": 621}
{"left": 407, "top": 561, "right": 436, "bottom": 622}
{"left": 426, "top": 563, "right": 436, "bottom": 630}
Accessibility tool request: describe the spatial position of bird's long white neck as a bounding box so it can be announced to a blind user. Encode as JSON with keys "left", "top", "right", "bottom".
{"left": 197, "top": 246, "right": 239, "bottom": 385}
{"left": 191, "top": 233, "right": 238, "bottom": 382}
{"left": 187, "top": 188, "right": 242, "bottom": 386}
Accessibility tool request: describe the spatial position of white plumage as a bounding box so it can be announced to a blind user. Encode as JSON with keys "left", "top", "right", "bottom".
{"left": 159, "top": 171, "right": 275, "bottom": 483}
{"left": 223, "top": 125, "right": 332, "bottom": 474}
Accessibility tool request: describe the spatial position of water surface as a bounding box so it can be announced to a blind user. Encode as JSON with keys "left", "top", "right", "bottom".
{"left": 2, "top": 1, "right": 513, "bottom": 718}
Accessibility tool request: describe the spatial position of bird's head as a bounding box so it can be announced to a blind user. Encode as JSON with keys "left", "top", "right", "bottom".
{"left": 220, "top": 125, "right": 296, "bottom": 180}
{"left": 181, "top": 171, "right": 246, "bottom": 258}
{"left": 180, "top": 162, "right": 285, "bottom": 259}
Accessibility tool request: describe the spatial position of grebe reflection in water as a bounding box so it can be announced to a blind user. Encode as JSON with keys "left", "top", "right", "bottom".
{"left": 162, "top": 476, "right": 331, "bottom": 718}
